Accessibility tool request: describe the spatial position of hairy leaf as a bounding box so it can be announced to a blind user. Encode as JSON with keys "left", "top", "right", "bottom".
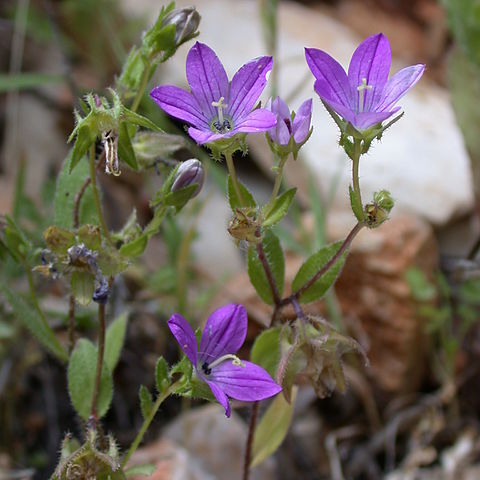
{"left": 251, "top": 327, "right": 282, "bottom": 378}
{"left": 104, "top": 313, "right": 128, "bottom": 372}
{"left": 227, "top": 175, "right": 256, "bottom": 211}
{"left": 139, "top": 385, "right": 153, "bottom": 420}
{"left": 263, "top": 188, "right": 296, "bottom": 227}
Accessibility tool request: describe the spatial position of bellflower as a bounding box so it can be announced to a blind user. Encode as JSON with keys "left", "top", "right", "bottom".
{"left": 266, "top": 97, "right": 312, "bottom": 158}
{"left": 168, "top": 304, "right": 282, "bottom": 417}
{"left": 305, "top": 33, "right": 425, "bottom": 131}
{"left": 150, "top": 42, "right": 276, "bottom": 146}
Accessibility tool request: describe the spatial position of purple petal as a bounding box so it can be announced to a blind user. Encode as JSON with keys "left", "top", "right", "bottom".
{"left": 187, "top": 126, "right": 226, "bottom": 145}
{"left": 270, "top": 118, "right": 291, "bottom": 145}
{"left": 198, "top": 304, "right": 247, "bottom": 364}
{"left": 375, "top": 64, "right": 425, "bottom": 112}
{"left": 270, "top": 96, "right": 290, "bottom": 120}
{"left": 206, "top": 380, "right": 231, "bottom": 417}
{"left": 234, "top": 109, "right": 277, "bottom": 133}
{"left": 209, "top": 360, "right": 282, "bottom": 402}
{"left": 186, "top": 42, "right": 229, "bottom": 119}
{"left": 314, "top": 79, "right": 355, "bottom": 124}
{"left": 305, "top": 48, "right": 352, "bottom": 108}
{"left": 150, "top": 85, "right": 208, "bottom": 128}
{"left": 228, "top": 56, "right": 273, "bottom": 121}
{"left": 352, "top": 107, "right": 401, "bottom": 130}
{"left": 348, "top": 33, "right": 391, "bottom": 113}
{"left": 292, "top": 98, "right": 312, "bottom": 143}
{"left": 168, "top": 314, "right": 197, "bottom": 365}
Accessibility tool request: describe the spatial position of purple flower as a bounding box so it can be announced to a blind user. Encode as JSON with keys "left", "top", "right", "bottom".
{"left": 305, "top": 33, "right": 425, "bottom": 130}
{"left": 150, "top": 42, "right": 276, "bottom": 145}
{"left": 168, "top": 304, "right": 282, "bottom": 417}
{"left": 266, "top": 97, "right": 312, "bottom": 146}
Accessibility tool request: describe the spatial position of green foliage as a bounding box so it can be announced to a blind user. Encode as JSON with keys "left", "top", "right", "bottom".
{"left": 71, "top": 271, "right": 95, "bottom": 306}
{"left": 0, "top": 283, "right": 68, "bottom": 362}
{"left": 118, "top": 122, "right": 139, "bottom": 170}
{"left": 251, "top": 386, "right": 297, "bottom": 468}
{"left": 250, "top": 327, "right": 282, "bottom": 377}
{"left": 227, "top": 175, "right": 257, "bottom": 211}
{"left": 139, "top": 385, "right": 153, "bottom": 419}
{"left": 262, "top": 188, "right": 296, "bottom": 227}
{"left": 124, "top": 464, "right": 156, "bottom": 477}
{"left": 155, "top": 356, "right": 170, "bottom": 393}
{"left": 67, "top": 339, "right": 113, "bottom": 420}
{"left": 292, "top": 241, "right": 347, "bottom": 304}
{"left": 247, "top": 230, "right": 284, "bottom": 305}
{"left": 0, "top": 73, "right": 64, "bottom": 92}
{"left": 55, "top": 152, "right": 97, "bottom": 229}
{"left": 163, "top": 184, "right": 198, "bottom": 212}
{"left": 349, "top": 185, "right": 364, "bottom": 222}
{"left": 104, "top": 313, "right": 128, "bottom": 371}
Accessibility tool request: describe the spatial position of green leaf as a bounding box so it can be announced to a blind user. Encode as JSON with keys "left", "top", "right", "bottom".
{"left": 263, "top": 188, "right": 296, "bottom": 227}
{"left": 67, "top": 339, "right": 113, "bottom": 420}
{"left": 139, "top": 385, "right": 153, "bottom": 420}
{"left": 119, "top": 234, "right": 148, "bottom": 258}
{"left": 251, "top": 386, "right": 297, "bottom": 468}
{"left": 247, "top": 230, "right": 284, "bottom": 305}
{"left": 77, "top": 225, "right": 101, "bottom": 251}
{"left": 155, "top": 356, "right": 170, "bottom": 393}
{"left": 55, "top": 151, "right": 97, "bottom": 229}
{"left": 349, "top": 186, "right": 364, "bottom": 222}
{"left": 118, "top": 122, "right": 138, "bottom": 171}
{"left": 251, "top": 327, "right": 281, "bottom": 378}
{"left": 292, "top": 241, "right": 347, "bottom": 304}
{"left": 163, "top": 184, "right": 198, "bottom": 212}
{"left": 227, "top": 175, "right": 256, "bottom": 211}
{"left": 70, "top": 125, "right": 96, "bottom": 173}
{"left": 43, "top": 225, "right": 75, "bottom": 254}
{"left": 0, "top": 284, "right": 68, "bottom": 362}
{"left": 122, "top": 107, "right": 162, "bottom": 132}
{"left": 71, "top": 271, "right": 95, "bottom": 306}
{"left": 104, "top": 313, "right": 128, "bottom": 372}
{"left": 0, "top": 73, "right": 64, "bottom": 92}
{"left": 125, "top": 464, "right": 156, "bottom": 477}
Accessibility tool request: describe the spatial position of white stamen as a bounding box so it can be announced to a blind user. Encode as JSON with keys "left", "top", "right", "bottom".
{"left": 208, "top": 354, "right": 245, "bottom": 370}
{"left": 357, "top": 77, "right": 373, "bottom": 113}
{"left": 212, "top": 96, "right": 227, "bottom": 125}
{"left": 102, "top": 131, "right": 121, "bottom": 176}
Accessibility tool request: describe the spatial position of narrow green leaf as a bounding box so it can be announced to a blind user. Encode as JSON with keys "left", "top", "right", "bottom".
{"left": 349, "top": 186, "right": 364, "bottom": 222}
{"left": 139, "top": 385, "right": 153, "bottom": 420}
{"left": 122, "top": 107, "right": 162, "bottom": 132}
{"left": 0, "top": 72, "right": 64, "bottom": 92}
{"left": 250, "top": 327, "right": 281, "bottom": 378}
{"left": 251, "top": 387, "right": 297, "bottom": 468}
{"left": 118, "top": 122, "right": 138, "bottom": 170}
{"left": 1, "top": 284, "right": 68, "bottom": 362}
{"left": 70, "top": 125, "right": 96, "bottom": 173}
{"left": 70, "top": 271, "right": 95, "bottom": 306}
{"left": 119, "top": 234, "right": 148, "bottom": 258}
{"left": 67, "top": 339, "right": 113, "bottom": 420}
{"left": 155, "top": 356, "right": 170, "bottom": 393}
{"left": 104, "top": 313, "right": 128, "bottom": 372}
{"left": 263, "top": 188, "right": 296, "bottom": 227}
{"left": 292, "top": 241, "right": 347, "bottom": 304}
{"left": 247, "top": 230, "right": 284, "bottom": 305}
{"left": 163, "top": 184, "right": 198, "bottom": 212}
{"left": 227, "top": 175, "right": 256, "bottom": 211}
{"left": 55, "top": 151, "right": 97, "bottom": 229}
{"left": 125, "top": 464, "right": 156, "bottom": 477}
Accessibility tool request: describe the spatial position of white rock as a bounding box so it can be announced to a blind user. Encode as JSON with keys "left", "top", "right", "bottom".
{"left": 123, "top": 0, "right": 474, "bottom": 230}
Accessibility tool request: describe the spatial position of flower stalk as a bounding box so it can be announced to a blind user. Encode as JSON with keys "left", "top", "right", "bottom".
{"left": 91, "top": 303, "right": 106, "bottom": 420}
{"left": 264, "top": 154, "right": 288, "bottom": 217}
{"left": 225, "top": 152, "right": 245, "bottom": 206}
{"left": 352, "top": 139, "right": 364, "bottom": 220}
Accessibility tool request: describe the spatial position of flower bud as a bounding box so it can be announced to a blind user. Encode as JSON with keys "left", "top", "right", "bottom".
{"left": 162, "top": 6, "right": 201, "bottom": 46}
{"left": 171, "top": 159, "right": 204, "bottom": 198}
{"left": 365, "top": 190, "right": 394, "bottom": 228}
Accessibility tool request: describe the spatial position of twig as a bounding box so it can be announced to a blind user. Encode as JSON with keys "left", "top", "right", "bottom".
{"left": 242, "top": 400, "right": 260, "bottom": 480}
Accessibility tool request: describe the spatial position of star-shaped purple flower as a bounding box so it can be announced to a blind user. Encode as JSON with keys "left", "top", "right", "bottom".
{"left": 150, "top": 42, "right": 276, "bottom": 145}
{"left": 266, "top": 96, "right": 312, "bottom": 146}
{"left": 168, "top": 304, "right": 282, "bottom": 417}
{"left": 305, "top": 33, "right": 425, "bottom": 130}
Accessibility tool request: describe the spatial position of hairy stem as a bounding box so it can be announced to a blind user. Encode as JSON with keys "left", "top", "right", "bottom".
{"left": 264, "top": 154, "right": 288, "bottom": 216}
{"left": 131, "top": 63, "right": 152, "bottom": 113}
{"left": 352, "top": 139, "right": 364, "bottom": 219}
{"left": 256, "top": 234, "right": 281, "bottom": 305}
{"left": 121, "top": 381, "right": 181, "bottom": 467}
{"left": 91, "top": 303, "right": 106, "bottom": 420}
{"left": 88, "top": 145, "right": 112, "bottom": 245}
{"left": 225, "top": 152, "right": 245, "bottom": 206}
{"left": 242, "top": 400, "right": 260, "bottom": 480}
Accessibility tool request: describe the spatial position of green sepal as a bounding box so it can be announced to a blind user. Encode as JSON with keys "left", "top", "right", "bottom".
{"left": 69, "top": 125, "right": 96, "bottom": 173}
{"left": 118, "top": 122, "right": 138, "bottom": 171}
{"left": 70, "top": 271, "right": 95, "bottom": 306}
{"left": 155, "top": 356, "right": 170, "bottom": 393}
{"left": 163, "top": 184, "right": 198, "bottom": 212}
{"left": 139, "top": 385, "right": 153, "bottom": 420}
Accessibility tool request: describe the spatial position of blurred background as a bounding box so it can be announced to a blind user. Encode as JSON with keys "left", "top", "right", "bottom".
{"left": 2, "top": 0, "right": 480, "bottom": 478}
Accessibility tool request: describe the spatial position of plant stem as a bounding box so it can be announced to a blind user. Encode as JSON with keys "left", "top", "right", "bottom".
{"left": 225, "top": 152, "right": 245, "bottom": 206}
{"left": 121, "top": 381, "right": 181, "bottom": 468}
{"left": 68, "top": 294, "right": 76, "bottom": 354}
{"left": 88, "top": 145, "right": 112, "bottom": 245}
{"left": 352, "top": 139, "right": 364, "bottom": 219}
{"left": 264, "top": 154, "right": 288, "bottom": 216}
{"left": 131, "top": 63, "right": 152, "bottom": 113}
{"left": 256, "top": 235, "right": 280, "bottom": 305}
{"left": 242, "top": 400, "right": 260, "bottom": 480}
{"left": 91, "top": 303, "right": 106, "bottom": 420}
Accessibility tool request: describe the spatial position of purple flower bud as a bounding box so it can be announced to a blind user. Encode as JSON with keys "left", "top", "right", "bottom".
{"left": 93, "top": 276, "right": 110, "bottom": 304}
{"left": 161, "top": 6, "right": 201, "bottom": 45}
{"left": 171, "top": 159, "right": 204, "bottom": 197}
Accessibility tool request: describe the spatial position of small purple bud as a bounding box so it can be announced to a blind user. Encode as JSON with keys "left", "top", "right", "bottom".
{"left": 93, "top": 276, "right": 110, "bottom": 304}
{"left": 171, "top": 159, "right": 204, "bottom": 197}
{"left": 161, "top": 6, "right": 201, "bottom": 45}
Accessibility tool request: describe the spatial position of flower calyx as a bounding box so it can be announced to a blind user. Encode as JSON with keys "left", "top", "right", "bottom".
{"left": 364, "top": 189, "right": 394, "bottom": 228}
{"left": 227, "top": 207, "right": 262, "bottom": 244}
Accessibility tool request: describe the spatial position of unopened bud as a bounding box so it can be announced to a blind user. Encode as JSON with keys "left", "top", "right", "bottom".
{"left": 171, "top": 159, "right": 204, "bottom": 197}
{"left": 162, "top": 6, "right": 201, "bottom": 45}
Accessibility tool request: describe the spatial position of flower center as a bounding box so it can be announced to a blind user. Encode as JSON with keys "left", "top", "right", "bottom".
{"left": 211, "top": 97, "right": 232, "bottom": 133}
{"left": 356, "top": 77, "right": 373, "bottom": 114}
{"left": 201, "top": 354, "right": 245, "bottom": 376}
